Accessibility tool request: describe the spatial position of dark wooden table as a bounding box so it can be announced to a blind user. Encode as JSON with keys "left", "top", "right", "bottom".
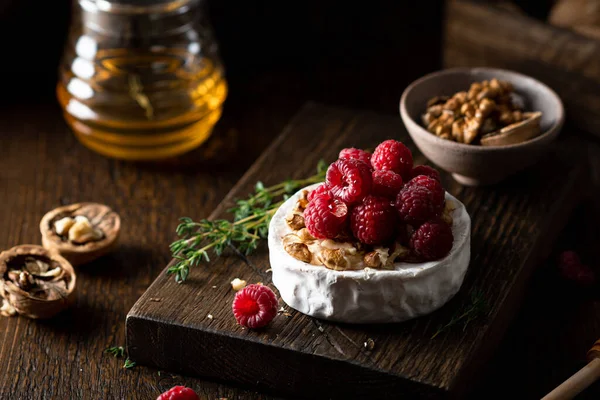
{"left": 1, "top": 85, "right": 600, "bottom": 399}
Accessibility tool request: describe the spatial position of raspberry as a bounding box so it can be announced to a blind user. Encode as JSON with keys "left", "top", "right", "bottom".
{"left": 565, "top": 265, "right": 596, "bottom": 286}
{"left": 326, "top": 158, "right": 372, "bottom": 204}
{"left": 232, "top": 284, "right": 278, "bottom": 329}
{"left": 410, "top": 221, "right": 454, "bottom": 261}
{"left": 558, "top": 251, "right": 595, "bottom": 287}
{"left": 559, "top": 250, "right": 580, "bottom": 268}
{"left": 372, "top": 170, "right": 403, "bottom": 199}
{"left": 350, "top": 195, "right": 397, "bottom": 245}
{"left": 304, "top": 195, "right": 348, "bottom": 239}
{"left": 396, "top": 185, "right": 443, "bottom": 226}
{"left": 405, "top": 175, "right": 445, "bottom": 207}
{"left": 307, "top": 183, "right": 331, "bottom": 202}
{"left": 410, "top": 165, "right": 441, "bottom": 182}
{"left": 339, "top": 147, "right": 372, "bottom": 166}
{"left": 371, "top": 140, "right": 413, "bottom": 180}
{"left": 157, "top": 386, "right": 199, "bottom": 400}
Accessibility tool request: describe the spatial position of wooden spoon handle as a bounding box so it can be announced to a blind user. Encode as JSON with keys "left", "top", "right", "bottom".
{"left": 587, "top": 339, "right": 600, "bottom": 361}
{"left": 542, "top": 339, "right": 600, "bottom": 400}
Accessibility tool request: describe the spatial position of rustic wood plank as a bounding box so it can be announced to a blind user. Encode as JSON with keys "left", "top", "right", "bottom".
{"left": 127, "top": 102, "right": 588, "bottom": 399}
{"left": 0, "top": 102, "right": 292, "bottom": 400}
{"left": 444, "top": 1, "right": 600, "bottom": 137}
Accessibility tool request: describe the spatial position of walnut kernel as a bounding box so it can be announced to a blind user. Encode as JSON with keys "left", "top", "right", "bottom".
{"left": 364, "top": 251, "right": 383, "bottom": 268}
{"left": 297, "top": 228, "right": 315, "bottom": 242}
{"left": 0, "top": 299, "right": 16, "bottom": 317}
{"left": 317, "top": 248, "right": 349, "bottom": 271}
{"left": 68, "top": 217, "right": 104, "bottom": 244}
{"left": 286, "top": 213, "right": 305, "bottom": 230}
{"left": 230, "top": 278, "right": 247, "bottom": 291}
{"left": 283, "top": 234, "right": 312, "bottom": 263}
{"left": 441, "top": 200, "right": 457, "bottom": 226}
{"left": 422, "top": 78, "right": 533, "bottom": 145}
{"left": 54, "top": 217, "right": 75, "bottom": 236}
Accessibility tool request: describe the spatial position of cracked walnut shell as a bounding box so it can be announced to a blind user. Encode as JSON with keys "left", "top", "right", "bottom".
{"left": 0, "top": 245, "right": 76, "bottom": 319}
{"left": 40, "top": 203, "right": 121, "bottom": 266}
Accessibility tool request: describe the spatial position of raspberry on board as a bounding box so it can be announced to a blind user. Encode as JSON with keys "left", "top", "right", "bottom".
{"left": 370, "top": 140, "right": 413, "bottom": 180}
{"left": 232, "top": 284, "right": 278, "bottom": 329}
{"left": 410, "top": 165, "right": 441, "bottom": 182}
{"left": 372, "top": 169, "right": 403, "bottom": 199}
{"left": 350, "top": 195, "right": 397, "bottom": 245}
{"left": 405, "top": 175, "right": 445, "bottom": 208}
{"left": 410, "top": 221, "right": 454, "bottom": 261}
{"left": 326, "top": 158, "right": 373, "bottom": 204}
{"left": 157, "top": 386, "right": 200, "bottom": 400}
{"left": 396, "top": 185, "right": 443, "bottom": 226}
{"left": 558, "top": 250, "right": 595, "bottom": 287}
{"left": 339, "top": 147, "right": 372, "bottom": 166}
{"left": 304, "top": 195, "right": 348, "bottom": 239}
{"left": 307, "top": 183, "right": 332, "bottom": 202}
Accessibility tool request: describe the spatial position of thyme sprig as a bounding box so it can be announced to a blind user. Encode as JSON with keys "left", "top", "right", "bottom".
{"left": 105, "top": 346, "right": 136, "bottom": 369}
{"left": 431, "top": 290, "right": 488, "bottom": 339}
{"left": 123, "top": 358, "right": 137, "bottom": 369}
{"left": 105, "top": 346, "right": 125, "bottom": 358}
{"left": 168, "top": 160, "right": 328, "bottom": 283}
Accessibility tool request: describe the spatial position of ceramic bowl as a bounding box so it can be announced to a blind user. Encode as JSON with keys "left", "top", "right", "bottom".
{"left": 400, "top": 67, "right": 564, "bottom": 186}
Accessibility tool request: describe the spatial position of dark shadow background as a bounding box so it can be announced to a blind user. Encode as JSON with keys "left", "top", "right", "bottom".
{"left": 0, "top": 0, "right": 445, "bottom": 112}
{"left": 0, "top": 0, "right": 558, "bottom": 110}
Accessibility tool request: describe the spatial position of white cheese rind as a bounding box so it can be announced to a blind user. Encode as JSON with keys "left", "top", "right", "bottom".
{"left": 268, "top": 183, "right": 471, "bottom": 324}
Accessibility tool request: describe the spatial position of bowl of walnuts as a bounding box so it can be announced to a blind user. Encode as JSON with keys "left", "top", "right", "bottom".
{"left": 400, "top": 67, "right": 564, "bottom": 186}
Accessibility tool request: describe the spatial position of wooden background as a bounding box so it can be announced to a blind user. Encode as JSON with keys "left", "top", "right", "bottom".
{"left": 0, "top": 0, "right": 600, "bottom": 398}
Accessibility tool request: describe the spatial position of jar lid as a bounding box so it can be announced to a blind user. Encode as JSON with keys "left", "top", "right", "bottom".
{"left": 79, "top": 0, "right": 201, "bottom": 35}
{"left": 82, "top": 0, "right": 199, "bottom": 11}
{"left": 103, "top": 0, "right": 174, "bottom": 4}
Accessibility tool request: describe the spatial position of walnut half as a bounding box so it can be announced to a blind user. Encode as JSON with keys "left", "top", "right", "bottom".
{"left": 282, "top": 233, "right": 312, "bottom": 263}
{"left": 40, "top": 203, "right": 121, "bottom": 266}
{"left": 0, "top": 245, "right": 76, "bottom": 319}
{"left": 285, "top": 191, "right": 309, "bottom": 230}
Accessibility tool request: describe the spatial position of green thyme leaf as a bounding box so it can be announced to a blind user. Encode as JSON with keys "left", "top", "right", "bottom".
{"left": 167, "top": 159, "right": 327, "bottom": 282}
{"left": 104, "top": 346, "right": 125, "bottom": 358}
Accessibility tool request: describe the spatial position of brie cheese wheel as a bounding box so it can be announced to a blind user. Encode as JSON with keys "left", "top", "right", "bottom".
{"left": 268, "top": 183, "right": 471, "bottom": 324}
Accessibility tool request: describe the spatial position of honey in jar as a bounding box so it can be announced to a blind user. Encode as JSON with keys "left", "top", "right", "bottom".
{"left": 57, "top": 0, "right": 228, "bottom": 160}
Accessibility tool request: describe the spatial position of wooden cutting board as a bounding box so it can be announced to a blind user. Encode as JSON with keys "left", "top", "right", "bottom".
{"left": 126, "top": 102, "right": 587, "bottom": 399}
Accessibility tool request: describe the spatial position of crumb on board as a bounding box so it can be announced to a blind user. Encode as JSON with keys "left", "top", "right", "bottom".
{"left": 207, "top": 314, "right": 214, "bottom": 320}
{"left": 277, "top": 307, "right": 293, "bottom": 318}
{"left": 149, "top": 298, "right": 161, "bottom": 302}
{"left": 230, "top": 278, "right": 247, "bottom": 291}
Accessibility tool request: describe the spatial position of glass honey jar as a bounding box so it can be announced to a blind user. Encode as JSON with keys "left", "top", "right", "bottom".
{"left": 57, "top": 0, "right": 228, "bottom": 160}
